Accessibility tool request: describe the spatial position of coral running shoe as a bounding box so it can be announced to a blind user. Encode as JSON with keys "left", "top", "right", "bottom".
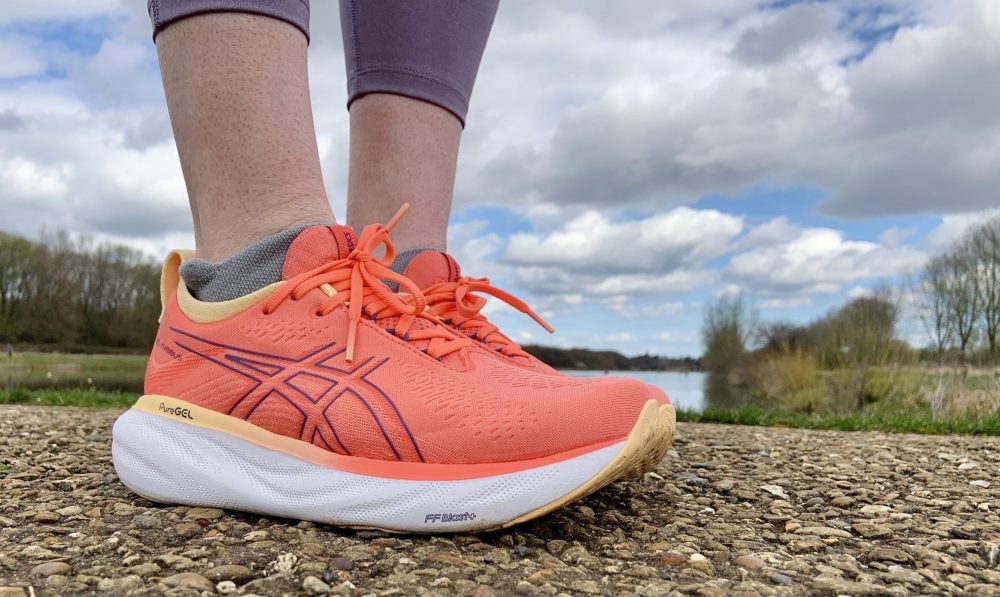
{"left": 112, "top": 207, "right": 675, "bottom": 532}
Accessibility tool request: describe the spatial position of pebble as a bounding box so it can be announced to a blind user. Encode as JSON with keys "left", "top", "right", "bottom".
{"left": 852, "top": 523, "right": 893, "bottom": 539}
{"left": 303, "top": 575, "right": 331, "bottom": 594}
{"left": 859, "top": 504, "right": 892, "bottom": 514}
{"left": 29, "top": 562, "right": 71, "bottom": 576}
{"left": 770, "top": 572, "right": 794, "bottom": 585}
{"left": 660, "top": 552, "right": 687, "bottom": 566}
{"left": 185, "top": 507, "right": 225, "bottom": 520}
{"left": 760, "top": 484, "right": 790, "bottom": 499}
{"left": 866, "top": 547, "right": 913, "bottom": 564}
{"left": 161, "top": 572, "right": 214, "bottom": 591}
{"left": 734, "top": 554, "right": 766, "bottom": 572}
{"left": 205, "top": 564, "right": 254, "bottom": 583}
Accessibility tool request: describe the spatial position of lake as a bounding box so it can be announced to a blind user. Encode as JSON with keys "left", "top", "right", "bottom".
{"left": 3, "top": 355, "right": 746, "bottom": 413}
{"left": 568, "top": 370, "right": 751, "bottom": 412}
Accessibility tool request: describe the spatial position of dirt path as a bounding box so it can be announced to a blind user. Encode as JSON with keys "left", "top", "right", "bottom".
{"left": 1, "top": 405, "right": 998, "bottom": 596}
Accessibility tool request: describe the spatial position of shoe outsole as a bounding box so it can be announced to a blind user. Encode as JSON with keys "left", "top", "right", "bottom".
{"left": 499, "top": 401, "right": 675, "bottom": 530}
{"left": 113, "top": 398, "right": 676, "bottom": 533}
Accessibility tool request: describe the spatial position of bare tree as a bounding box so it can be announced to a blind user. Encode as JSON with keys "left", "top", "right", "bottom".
{"left": 970, "top": 217, "right": 1000, "bottom": 363}
{"left": 914, "top": 256, "right": 955, "bottom": 363}
{"left": 701, "top": 293, "right": 758, "bottom": 374}
{"left": 941, "top": 242, "right": 981, "bottom": 361}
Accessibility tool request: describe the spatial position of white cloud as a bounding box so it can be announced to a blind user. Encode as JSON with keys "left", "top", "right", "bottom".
{"left": 607, "top": 300, "right": 686, "bottom": 319}
{"left": 504, "top": 207, "right": 743, "bottom": 275}
{"left": 460, "top": 0, "right": 1000, "bottom": 218}
{"left": 727, "top": 226, "right": 925, "bottom": 295}
{"left": 925, "top": 209, "right": 1000, "bottom": 250}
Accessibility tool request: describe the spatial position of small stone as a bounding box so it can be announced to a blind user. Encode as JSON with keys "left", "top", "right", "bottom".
{"left": 0, "top": 589, "right": 26, "bottom": 597}
{"left": 770, "top": 572, "right": 794, "bottom": 585}
{"left": 970, "top": 480, "right": 990, "bottom": 488}
{"left": 805, "top": 497, "right": 825, "bottom": 507}
{"left": 32, "top": 511, "right": 60, "bottom": 523}
{"left": 174, "top": 522, "right": 201, "bottom": 537}
{"left": 859, "top": 504, "right": 891, "bottom": 515}
{"left": 790, "top": 539, "right": 825, "bottom": 553}
{"left": 30, "top": 562, "right": 71, "bottom": 576}
{"left": 958, "top": 462, "right": 978, "bottom": 470}
{"left": 713, "top": 478, "right": 738, "bottom": 492}
{"left": 471, "top": 587, "right": 496, "bottom": 597}
{"left": 133, "top": 514, "right": 161, "bottom": 528}
{"left": 205, "top": 564, "right": 254, "bottom": 583}
{"left": 185, "top": 507, "right": 225, "bottom": 520}
{"left": 567, "top": 579, "right": 601, "bottom": 594}
{"left": 329, "top": 556, "right": 353, "bottom": 571}
{"left": 161, "top": 572, "right": 214, "bottom": 592}
{"left": 734, "top": 554, "right": 766, "bottom": 572}
{"left": 125, "top": 562, "right": 160, "bottom": 577}
{"left": 830, "top": 496, "right": 855, "bottom": 507}
{"left": 55, "top": 506, "right": 82, "bottom": 517}
{"left": 216, "top": 580, "right": 238, "bottom": 594}
{"left": 760, "top": 484, "right": 789, "bottom": 499}
{"left": 303, "top": 575, "right": 331, "bottom": 594}
{"left": 515, "top": 580, "right": 539, "bottom": 595}
{"left": 853, "top": 523, "right": 893, "bottom": 539}
{"left": 686, "top": 553, "right": 714, "bottom": 575}
{"left": 660, "top": 552, "right": 687, "bottom": 566}
{"left": 155, "top": 554, "right": 197, "bottom": 570}
{"left": 111, "top": 502, "right": 136, "bottom": 516}
{"left": 866, "top": 547, "right": 913, "bottom": 564}
{"left": 546, "top": 540, "right": 569, "bottom": 555}
{"left": 795, "top": 526, "right": 852, "bottom": 539}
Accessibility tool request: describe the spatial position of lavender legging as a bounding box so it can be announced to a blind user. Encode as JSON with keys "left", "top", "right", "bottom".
{"left": 147, "top": 0, "right": 499, "bottom": 125}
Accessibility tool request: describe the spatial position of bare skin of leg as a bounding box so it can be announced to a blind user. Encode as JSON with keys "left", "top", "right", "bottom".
{"left": 346, "top": 94, "right": 462, "bottom": 254}
{"left": 157, "top": 14, "right": 334, "bottom": 262}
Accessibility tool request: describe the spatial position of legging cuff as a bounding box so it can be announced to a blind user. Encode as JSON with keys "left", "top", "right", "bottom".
{"left": 347, "top": 67, "right": 470, "bottom": 127}
{"left": 148, "top": 0, "right": 310, "bottom": 42}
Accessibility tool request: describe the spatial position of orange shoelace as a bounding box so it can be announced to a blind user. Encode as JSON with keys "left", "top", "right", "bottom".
{"left": 262, "top": 205, "right": 469, "bottom": 363}
{"left": 421, "top": 277, "right": 554, "bottom": 358}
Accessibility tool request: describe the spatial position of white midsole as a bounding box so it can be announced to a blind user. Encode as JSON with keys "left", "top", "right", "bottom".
{"left": 111, "top": 409, "right": 624, "bottom": 532}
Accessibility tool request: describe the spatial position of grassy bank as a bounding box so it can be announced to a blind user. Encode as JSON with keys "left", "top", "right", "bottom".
{"left": 677, "top": 406, "right": 1000, "bottom": 435}
{"left": 0, "top": 387, "right": 137, "bottom": 408}
{"left": 0, "top": 351, "right": 147, "bottom": 370}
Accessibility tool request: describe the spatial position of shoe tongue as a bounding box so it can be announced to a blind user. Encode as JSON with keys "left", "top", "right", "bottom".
{"left": 282, "top": 224, "right": 357, "bottom": 279}
{"left": 400, "top": 250, "right": 461, "bottom": 290}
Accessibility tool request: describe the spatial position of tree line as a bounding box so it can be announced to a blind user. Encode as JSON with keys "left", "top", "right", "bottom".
{"left": 702, "top": 214, "right": 1000, "bottom": 375}
{"left": 0, "top": 231, "right": 160, "bottom": 351}
{"left": 915, "top": 217, "right": 1000, "bottom": 364}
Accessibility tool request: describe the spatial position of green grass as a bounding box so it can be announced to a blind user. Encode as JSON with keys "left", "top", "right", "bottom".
{"left": 0, "top": 387, "right": 136, "bottom": 408}
{"left": 677, "top": 406, "right": 1000, "bottom": 435}
{"left": 0, "top": 351, "right": 147, "bottom": 370}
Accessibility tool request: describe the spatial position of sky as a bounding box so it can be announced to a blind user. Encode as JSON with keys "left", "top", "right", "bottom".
{"left": 1, "top": 0, "right": 999, "bottom": 357}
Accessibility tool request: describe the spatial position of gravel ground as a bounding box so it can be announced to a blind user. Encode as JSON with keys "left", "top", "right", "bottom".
{"left": 1, "top": 405, "right": 999, "bottom": 597}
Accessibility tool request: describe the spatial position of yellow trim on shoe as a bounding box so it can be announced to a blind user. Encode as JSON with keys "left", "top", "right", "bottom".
{"left": 175, "top": 279, "right": 285, "bottom": 323}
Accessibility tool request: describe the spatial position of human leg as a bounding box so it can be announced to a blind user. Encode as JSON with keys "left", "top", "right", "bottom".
{"left": 340, "top": 0, "right": 499, "bottom": 255}
{"left": 154, "top": 6, "right": 333, "bottom": 263}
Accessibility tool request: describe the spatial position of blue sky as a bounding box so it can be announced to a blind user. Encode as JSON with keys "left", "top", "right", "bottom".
{"left": 1, "top": 0, "right": 999, "bottom": 357}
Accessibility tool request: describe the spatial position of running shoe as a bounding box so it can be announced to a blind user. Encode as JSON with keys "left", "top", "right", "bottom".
{"left": 112, "top": 206, "right": 675, "bottom": 532}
